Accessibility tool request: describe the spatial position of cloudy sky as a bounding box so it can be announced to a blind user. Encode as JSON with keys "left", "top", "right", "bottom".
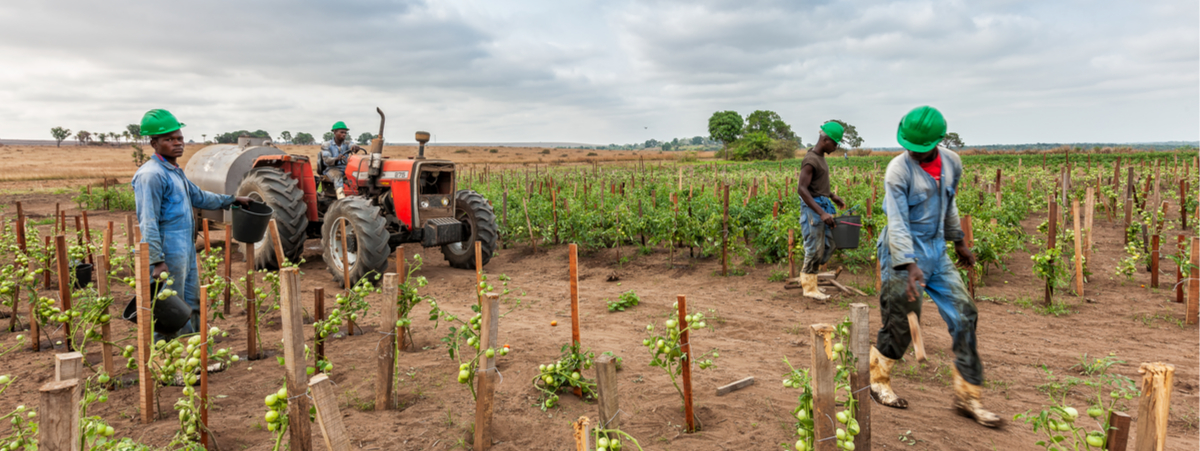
{"left": 0, "top": 0, "right": 1195, "bottom": 146}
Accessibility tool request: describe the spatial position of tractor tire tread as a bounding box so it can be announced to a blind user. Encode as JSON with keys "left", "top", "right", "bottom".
{"left": 321, "top": 197, "right": 390, "bottom": 286}
{"left": 442, "top": 189, "right": 498, "bottom": 269}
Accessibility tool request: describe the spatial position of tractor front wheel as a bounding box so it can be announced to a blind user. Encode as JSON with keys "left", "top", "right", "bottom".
{"left": 321, "top": 197, "right": 391, "bottom": 287}
{"left": 441, "top": 189, "right": 498, "bottom": 269}
{"left": 237, "top": 168, "right": 309, "bottom": 270}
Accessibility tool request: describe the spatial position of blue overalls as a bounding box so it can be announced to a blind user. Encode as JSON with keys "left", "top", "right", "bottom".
{"left": 800, "top": 196, "right": 837, "bottom": 274}
{"left": 876, "top": 148, "right": 983, "bottom": 385}
{"left": 320, "top": 139, "right": 353, "bottom": 190}
{"left": 132, "top": 154, "right": 234, "bottom": 337}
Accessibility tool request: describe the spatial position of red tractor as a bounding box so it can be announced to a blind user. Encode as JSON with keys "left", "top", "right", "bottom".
{"left": 185, "top": 109, "right": 497, "bottom": 286}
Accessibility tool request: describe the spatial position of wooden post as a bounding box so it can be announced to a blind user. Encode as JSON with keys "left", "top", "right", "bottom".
{"left": 848, "top": 304, "right": 871, "bottom": 450}
{"left": 313, "top": 288, "right": 327, "bottom": 367}
{"left": 224, "top": 226, "right": 231, "bottom": 315}
{"left": 595, "top": 354, "right": 620, "bottom": 431}
{"left": 1123, "top": 168, "right": 1134, "bottom": 243}
{"left": 721, "top": 185, "right": 729, "bottom": 276}
{"left": 963, "top": 216, "right": 976, "bottom": 299}
{"left": 278, "top": 267, "right": 313, "bottom": 451}
{"left": 309, "top": 374, "right": 351, "bottom": 451}
{"left": 96, "top": 255, "right": 115, "bottom": 376}
{"left": 38, "top": 379, "right": 80, "bottom": 451}
{"left": 1084, "top": 188, "right": 1095, "bottom": 265}
{"left": 1133, "top": 363, "right": 1174, "bottom": 451}
{"left": 475, "top": 241, "right": 483, "bottom": 306}
{"left": 474, "top": 292, "right": 500, "bottom": 451}
{"left": 55, "top": 235, "right": 73, "bottom": 349}
{"left": 568, "top": 243, "right": 583, "bottom": 397}
{"left": 1046, "top": 198, "right": 1058, "bottom": 305}
{"left": 906, "top": 312, "right": 926, "bottom": 363}
{"left": 339, "top": 221, "right": 353, "bottom": 336}
{"left": 787, "top": 229, "right": 796, "bottom": 279}
{"left": 268, "top": 219, "right": 286, "bottom": 267}
{"left": 1181, "top": 180, "right": 1188, "bottom": 230}
{"left": 1106, "top": 411, "right": 1131, "bottom": 451}
{"left": 199, "top": 285, "right": 211, "bottom": 450}
{"left": 43, "top": 235, "right": 51, "bottom": 290}
{"left": 1073, "top": 200, "right": 1084, "bottom": 296}
{"left": 1187, "top": 237, "right": 1199, "bottom": 325}
{"left": 126, "top": 215, "right": 135, "bottom": 249}
{"left": 1150, "top": 235, "right": 1159, "bottom": 289}
{"left": 203, "top": 218, "right": 211, "bottom": 253}
{"left": 677, "top": 294, "right": 695, "bottom": 433}
{"left": 246, "top": 240, "right": 258, "bottom": 360}
{"left": 377, "top": 273, "right": 399, "bottom": 410}
{"left": 135, "top": 242, "right": 154, "bottom": 424}
{"left": 396, "top": 247, "right": 409, "bottom": 352}
{"left": 54, "top": 352, "right": 83, "bottom": 381}
{"left": 810, "top": 324, "right": 836, "bottom": 451}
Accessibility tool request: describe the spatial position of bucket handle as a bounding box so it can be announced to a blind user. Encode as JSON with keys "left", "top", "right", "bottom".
{"left": 839, "top": 221, "right": 862, "bottom": 227}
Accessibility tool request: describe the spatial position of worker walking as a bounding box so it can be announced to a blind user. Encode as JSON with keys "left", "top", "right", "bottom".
{"left": 796, "top": 121, "right": 847, "bottom": 300}
{"left": 320, "top": 121, "right": 364, "bottom": 199}
{"left": 869, "top": 106, "right": 1000, "bottom": 427}
{"left": 132, "top": 109, "right": 251, "bottom": 338}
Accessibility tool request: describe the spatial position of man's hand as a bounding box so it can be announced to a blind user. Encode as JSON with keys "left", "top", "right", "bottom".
{"left": 820, "top": 212, "right": 836, "bottom": 228}
{"left": 151, "top": 262, "right": 168, "bottom": 280}
{"left": 233, "top": 196, "right": 253, "bottom": 208}
{"left": 954, "top": 241, "right": 976, "bottom": 268}
{"left": 904, "top": 263, "right": 925, "bottom": 303}
{"left": 832, "top": 196, "right": 846, "bottom": 210}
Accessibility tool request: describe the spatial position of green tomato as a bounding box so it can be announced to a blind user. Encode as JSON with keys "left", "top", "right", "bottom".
{"left": 543, "top": 375, "right": 554, "bottom": 385}
{"left": 796, "top": 409, "right": 808, "bottom": 420}
{"left": 795, "top": 439, "right": 808, "bottom": 451}
{"left": 836, "top": 411, "right": 848, "bottom": 424}
{"left": 1087, "top": 407, "right": 1103, "bottom": 418}
{"left": 836, "top": 428, "right": 846, "bottom": 440}
{"left": 597, "top": 437, "right": 609, "bottom": 448}
{"left": 0, "top": 376, "right": 9, "bottom": 385}
{"left": 277, "top": 387, "right": 288, "bottom": 399}
{"left": 485, "top": 348, "right": 495, "bottom": 358}
{"left": 1062, "top": 407, "right": 1078, "bottom": 421}
{"left": 265, "top": 411, "right": 279, "bottom": 423}
{"left": 571, "top": 372, "right": 581, "bottom": 380}
{"left": 1085, "top": 433, "right": 1105, "bottom": 447}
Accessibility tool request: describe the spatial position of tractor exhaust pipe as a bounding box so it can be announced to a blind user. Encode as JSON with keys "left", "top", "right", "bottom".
{"left": 370, "top": 107, "right": 385, "bottom": 156}
{"left": 414, "top": 131, "right": 430, "bottom": 160}
{"left": 368, "top": 108, "right": 386, "bottom": 179}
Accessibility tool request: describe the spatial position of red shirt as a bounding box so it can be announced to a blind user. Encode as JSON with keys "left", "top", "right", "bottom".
{"left": 918, "top": 153, "right": 942, "bottom": 182}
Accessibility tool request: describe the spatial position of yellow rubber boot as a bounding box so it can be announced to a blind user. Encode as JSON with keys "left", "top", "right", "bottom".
{"left": 869, "top": 347, "right": 908, "bottom": 408}
{"left": 800, "top": 273, "right": 829, "bottom": 300}
{"left": 953, "top": 368, "right": 1002, "bottom": 428}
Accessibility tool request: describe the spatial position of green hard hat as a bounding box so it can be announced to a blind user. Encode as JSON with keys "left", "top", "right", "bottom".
{"left": 820, "top": 121, "right": 845, "bottom": 144}
{"left": 896, "top": 106, "right": 946, "bottom": 153}
{"left": 140, "top": 109, "right": 185, "bottom": 136}
{"left": 331, "top": 121, "right": 348, "bottom": 131}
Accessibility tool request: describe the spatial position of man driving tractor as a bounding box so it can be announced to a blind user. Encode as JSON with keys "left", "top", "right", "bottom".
{"left": 320, "top": 121, "right": 364, "bottom": 199}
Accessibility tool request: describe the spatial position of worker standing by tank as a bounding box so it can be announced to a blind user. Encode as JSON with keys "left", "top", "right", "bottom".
{"left": 796, "top": 121, "right": 847, "bottom": 300}
{"left": 132, "top": 109, "right": 251, "bottom": 338}
{"left": 320, "top": 121, "right": 365, "bottom": 199}
{"left": 868, "top": 106, "right": 1000, "bottom": 427}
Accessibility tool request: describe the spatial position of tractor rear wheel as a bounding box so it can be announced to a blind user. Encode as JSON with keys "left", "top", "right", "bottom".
{"left": 321, "top": 197, "right": 391, "bottom": 287}
{"left": 441, "top": 189, "right": 498, "bottom": 269}
{"left": 237, "top": 168, "right": 309, "bottom": 270}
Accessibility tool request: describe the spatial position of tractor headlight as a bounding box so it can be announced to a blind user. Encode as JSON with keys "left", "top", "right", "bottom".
{"left": 440, "top": 197, "right": 449, "bottom": 207}
{"left": 420, "top": 200, "right": 430, "bottom": 209}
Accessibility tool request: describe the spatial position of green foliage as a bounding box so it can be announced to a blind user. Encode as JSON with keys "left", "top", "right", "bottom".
{"left": 73, "top": 184, "right": 136, "bottom": 211}
{"left": 606, "top": 290, "right": 640, "bottom": 312}
{"left": 323, "top": 131, "right": 335, "bottom": 142}
{"left": 531, "top": 343, "right": 596, "bottom": 409}
{"left": 214, "top": 130, "right": 271, "bottom": 144}
{"left": 944, "top": 132, "right": 965, "bottom": 149}
{"left": 50, "top": 127, "right": 72, "bottom": 147}
{"left": 745, "top": 110, "right": 797, "bottom": 142}
{"left": 357, "top": 132, "right": 376, "bottom": 145}
{"left": 641, "top": 303, "right": 718, "bottom": 421}
{"left": 829, "top": 120, "right": 863, "bottom": 148}
{"left": 783, "top": 317, "right": 861, "bottom": 451}
{"left": 1018, "top": 357, "right": 1138, "bottom": 451}
{"left": 708, "top": 110, "right": 744, "bottom": 152}
{"left": 292, "top": 132, "right": 316, "bottom": 145}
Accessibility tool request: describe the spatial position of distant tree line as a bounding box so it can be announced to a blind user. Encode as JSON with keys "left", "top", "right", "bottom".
{"left": 707, "top": 110, "right": 809, "bottom": 161}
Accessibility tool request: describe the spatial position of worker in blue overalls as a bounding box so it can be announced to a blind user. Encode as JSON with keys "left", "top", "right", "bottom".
{"left": 132, "top": 109, "right": 251, "bottom": 338}
{"left": 796, "top": 121, "right": 847, "bottom": 300}
{"left": 320, "top": 121, "right": 364, "bottom": 199}
{"left": 869, "top": 106, "right": 1001, "bottom": 427}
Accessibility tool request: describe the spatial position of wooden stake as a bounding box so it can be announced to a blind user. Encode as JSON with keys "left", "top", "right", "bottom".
{"left": 203, "top": 218, "right": 211, "bottom": 253}
{"left": 377, "top": 273, "right": 399, "bottom": 410}
{"left": 1176, "top": 235, "right": 1186, "bottom": 304}
{"left": 199, "top": 285, "right": 210, "bottom": 450}
{"left": 42, "top": 235, "right": 51, "bottom": 291}
{"left": 595, "top": 354, "right": 621, "bottom": 431}
{"left": 1106, "top": 411, "right": 1131, "bottom": 451}
{"left": 224, "top": 226, "right": 231, "bottom": 315}
{"left": 1046, "top": 198, "right": 1058, "bottom": 305}
{"left": 339, "top": 220, "right": 353, "bottom": 336}
{"left": 1123, "top": 168, "right": 1134, "bottom": 243}
{"left": 1073, "top": 200, "right": 1084, "bottom": 296}
{"left": 721, "top": 185, "right": 729, "bottom": 276}
{"left": 309, "top": 374, "right": 351, "bottom": 451}
{"left": 1187, "top": 238, "right": 1198, "bottom": 325}
{"left": 475, "top": 240, "right": 483, "bottom": 306}
{"left": 848, "top": 304, "right": 871, "bottom": 450}
{"left": 55, "top": 235, "right": 73, "bottom": 349}
{"left": 315, "top": 288, "right": 326, "bottom": 368}
{"left": 246, "top": 240, "right": 258, "bottom": 360}
{"left": 906, "top": 312, "right": 926, "bottom": 363}
{"left": 787, "top": 229, "right": 796, "bottom": 279}
{"left": 962, "top": 216, "right": 976, "bottom": 299}
{"left": 96, "top": 255, "right": 115, "bottom": 376}
{"left": 1133, "top": 363, "right": 1174, "bottom": 451}
{"left": 810, "top": 323, "right": 836, "bottom": 451}
{"left": 396, "top": 247, "right": 409, "bottom": 352}
{"left": 54, "top": 352, "right": 83, "bottom": 381}
{"left": 38, "top": 379, "right": 80, "bottom": 451}
{"left": 278, "top": 267, "right": 313, "bottom": 451}
{"left": 1084, "top": 188, "right": 1095, "bottom": 265}
{"left": 268, "top": 219, "right": 286, "bottom": 267}
{"left": 568, "top": 243, "right": 583, "bottom": 397}
{"left": 1150, "top": 235, "right": 1159, "bottom": 289}
{"left": 135, "top": 242, "right": 154, "bottom": 424}
{"left": 474, "top": 292, "right": 500, "bottom": 451}
{"left": 677, "top": 294, "right": 695, "bottom": 433}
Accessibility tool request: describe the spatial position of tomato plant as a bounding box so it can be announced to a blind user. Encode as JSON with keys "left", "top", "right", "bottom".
{"left": 532, "top": 343, "right": 595, "bottom": 409}
{"left": 641, "top": 303, "right": 718, "bottom": 423}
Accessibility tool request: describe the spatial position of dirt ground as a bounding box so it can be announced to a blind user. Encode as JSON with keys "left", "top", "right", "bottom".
{"left": 0, "top": 188, "right": 1196, "bottom": 450}
{"left": 0, "top": 144, "right": 711, "bottom": 191}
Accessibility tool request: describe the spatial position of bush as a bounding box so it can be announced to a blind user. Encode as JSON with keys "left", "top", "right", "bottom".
{"left": 586, "top": 152, "right": 598, "bottom": 157}
{"left": 540, "top": 149, "right": 550, "bottom": 155}
{"left": 489, "top": 149, "right": 498, "bottom": 153}
{"left": 679, "top": 150, "right": 699, "bottom": 163}
{"left": 454, "top": 149, "right": 469, "bottom": 154}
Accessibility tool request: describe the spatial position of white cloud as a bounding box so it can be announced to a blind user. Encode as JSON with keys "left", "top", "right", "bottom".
{"left": 0, "top": 0, "right": 1194, "bottom": 146}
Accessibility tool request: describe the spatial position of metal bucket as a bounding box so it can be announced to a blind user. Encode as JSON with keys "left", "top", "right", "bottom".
{"left": 833, "top": 215, "right": 862, "bottom": 249}
{"left": 231, "top": 200, "right": 273, "bottom": 243}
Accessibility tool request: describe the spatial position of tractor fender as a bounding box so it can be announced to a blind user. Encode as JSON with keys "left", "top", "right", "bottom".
{"left": 251, "top": 155, "right": 319, "bottom": 223}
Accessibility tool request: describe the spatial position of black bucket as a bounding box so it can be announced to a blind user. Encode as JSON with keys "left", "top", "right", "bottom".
{"left": 832, "top": 215, "right": 862, "bottom": 249}
{"left": 122, "top": 280, "right": 192, "bottom": 334}
{"left": 231, "top": 200, "right": 273, "bottom": 243}
{"left": 73, "top": 263, "right": 93, "bottom": 289}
